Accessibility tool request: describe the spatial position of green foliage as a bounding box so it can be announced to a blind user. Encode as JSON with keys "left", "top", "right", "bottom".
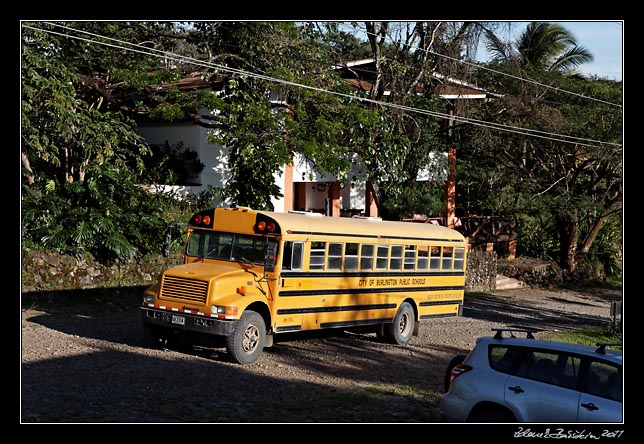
{"left": 140, "top": 141, "right": 205, "bottom": 185}
{"left": 543, "top": 325, "right": 622, "bottom": 346}
{"left": 515, "top": 215, "right": 559, "bottom": 260}
{"left": 583, "top": 213, "right": 623, "bottom": 279}
{"left": 462, "top": 23, "right": 622, "bottom": 275}
{"left": 382, "top": 181, "right": 443, "bottom": 221}
{"left": 22, "top": 165, "right": 175, "bottom": 263}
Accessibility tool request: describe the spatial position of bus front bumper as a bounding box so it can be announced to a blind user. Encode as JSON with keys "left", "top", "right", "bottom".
{"left": 141, "top": 306, "right": 235, "bottom": 337}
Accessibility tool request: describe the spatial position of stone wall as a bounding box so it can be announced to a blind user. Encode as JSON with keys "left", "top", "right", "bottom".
{"left": 20, "top": 249, "right": 183, "bottom": 293}
{"left": 464, "top": 250, "right": 497, "bottom": 292}
{"left": 497, "top": 257, "right": 564, "bottom": 288}
{"left": 21, "top": 248, "right": 499, "bottom": 293}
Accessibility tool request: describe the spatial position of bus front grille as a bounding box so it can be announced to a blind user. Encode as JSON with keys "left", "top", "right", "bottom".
{"left": 160, "top": 276, "right": 209, "bottom": 304}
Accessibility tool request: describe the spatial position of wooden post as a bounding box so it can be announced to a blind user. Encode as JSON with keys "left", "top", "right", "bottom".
{"left": 329, "top": 182, "right": 341, "bottom": 217}
{"left": 365, "top": 182, "right": 378, "bottom": 217}
{"left": 283, "top": 163, "right": 293, "bottom": 212}
{"left": 444, "top": 106, "right": 457, "bottom": 229}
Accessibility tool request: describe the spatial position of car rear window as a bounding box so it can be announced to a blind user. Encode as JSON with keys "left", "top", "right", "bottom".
{"left": 489, "top": 345, "right": 524, "bottom": 374}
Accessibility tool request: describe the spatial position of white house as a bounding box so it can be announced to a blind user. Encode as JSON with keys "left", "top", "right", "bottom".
{"left": 137, "top": 59, "right": 498, "bottom": 219}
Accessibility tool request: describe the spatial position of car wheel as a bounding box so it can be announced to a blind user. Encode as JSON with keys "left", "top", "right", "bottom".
{"left": 444, "top": 354, "right": 467, "bottom": 392}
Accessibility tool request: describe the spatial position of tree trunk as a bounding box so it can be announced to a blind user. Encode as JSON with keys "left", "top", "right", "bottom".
{"left": 21, "top": 152, "right": 34, "bottom": 185}
{"left": 555, "top": 212, "right": 579, "bottom": 274}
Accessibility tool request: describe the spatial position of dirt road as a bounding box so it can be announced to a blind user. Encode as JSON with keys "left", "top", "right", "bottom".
{"left": 20, "top": 286, "right": 621, "bottom": 423}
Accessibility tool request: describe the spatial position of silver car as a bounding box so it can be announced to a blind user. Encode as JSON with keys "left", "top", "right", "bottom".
{"left": 440, "top": 327, "right": 622, "bottom": 423}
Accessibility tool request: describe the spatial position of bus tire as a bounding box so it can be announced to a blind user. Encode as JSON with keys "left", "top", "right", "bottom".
{"left": 385, "top": 302, "right": 415, "bottom": 345}
{"left": 226, "top": 310, "right": 266, "bottom": 365}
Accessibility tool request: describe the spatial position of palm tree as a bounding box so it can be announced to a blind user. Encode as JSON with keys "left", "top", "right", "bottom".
{"left": 486, "top": 22, "right": 594, "bottom": 75}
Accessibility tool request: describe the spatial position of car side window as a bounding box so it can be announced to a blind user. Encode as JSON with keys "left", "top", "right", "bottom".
{"left": 554, "top": 353, "right": 581, "bottom": 390}
{"left": 585, "top": 361, "right": 622, "bottom": 402}
{"left": 529, "top": 354, "right": 557, "bottom": 384}
{"left": 514, "top": 350, "right": 579, "bottom": 390}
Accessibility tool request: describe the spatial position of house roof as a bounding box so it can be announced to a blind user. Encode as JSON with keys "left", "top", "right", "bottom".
{"left": 128, "top": 57, "right": 500, "bottom": 126}
{"left": 335, "top": 57, "right": 502, "bottom": 99}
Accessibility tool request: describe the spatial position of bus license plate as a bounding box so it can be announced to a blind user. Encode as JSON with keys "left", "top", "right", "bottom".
{"left": 171, "top": 315, "right": 185, "bottom": 326}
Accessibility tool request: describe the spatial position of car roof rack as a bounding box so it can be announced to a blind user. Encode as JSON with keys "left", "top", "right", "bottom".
{"left": 492, "top": 326, "right": 544, "bottom": 340}
{"left": 595, "top": 342, "right": 622, "bottom": 354}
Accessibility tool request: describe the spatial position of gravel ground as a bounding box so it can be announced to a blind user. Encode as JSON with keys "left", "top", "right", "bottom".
{"left": 20, "top": 285, "right": 622, "bottom": 424}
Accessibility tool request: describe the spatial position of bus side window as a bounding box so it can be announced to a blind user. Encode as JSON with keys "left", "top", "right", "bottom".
{"left": 344, "top": 242, "right": 359, "bottom": 270}
{"left": 328, "top": 243, "right": 343, "bottom": 270}
{"left": 360, "top": 244, "right": 374, "bottom": 270}
{"left": 376, "top": 245, "right": 389, "bottom": 270}
{"left": 430, "top": 246, "right": 441, "bottom": 270}
{"left": 309, "top": 241, "right": 326, "bottom": 270}
{"left": 291, "top": 242, "right": 303, "bottom": 271}
{"left": 453, "top": 247, "right": 465, "bottom": 271}
{"left": 417, "top": 245, "right": 429, "bottom": 270}
{"left": 442, "top": 247, "right": 454, "bottom": 270}
{"left": 390, "top": 245, "right": 403, "bottom": 270}
{"left": 282, "top": 241, "right": 303, "bottom": 271}
{"left": 404, "top": 245, "right": 416, "bottom": 270}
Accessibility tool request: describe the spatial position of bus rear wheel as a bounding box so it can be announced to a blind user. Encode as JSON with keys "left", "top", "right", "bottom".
{"left": 385, "top": 302, "right": 415, "bottom": 345}
{"left": 226, "top": 310, "right": 266, "bottom": 365}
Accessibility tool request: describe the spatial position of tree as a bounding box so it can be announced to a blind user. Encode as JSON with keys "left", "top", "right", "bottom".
{"left": 21, "top": 22, "right": 187, "bottom": 262}
{"left": 461, "top": 22, "right": 622, "bottom": 275}
{"left": 485, "top": 21, "right": 594, "bottom": 75}
{"left": 337, "top": 21, "right": 488, "bottom": 219}
{"left": 191, "top": 22, "right": 360, "bottom": 209}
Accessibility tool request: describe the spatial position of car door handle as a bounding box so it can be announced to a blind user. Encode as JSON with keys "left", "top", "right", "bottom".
{"left": 508, "top": 386, "right": 525, "bottom": 394}
{"left": 580, "top": 403, "right": 599, "bottom": 411}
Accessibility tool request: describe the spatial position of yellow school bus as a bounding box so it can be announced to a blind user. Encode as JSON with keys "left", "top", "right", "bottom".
{"left": 141, "top": 206, "right": 467, "bottom": 364}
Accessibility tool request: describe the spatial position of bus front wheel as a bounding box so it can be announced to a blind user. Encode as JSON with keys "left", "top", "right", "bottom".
{"left": 385, "top": 302, "right": 415, "bottom": 345}
{"left": 226, "top": 310, "right": 266, "bottom": 365}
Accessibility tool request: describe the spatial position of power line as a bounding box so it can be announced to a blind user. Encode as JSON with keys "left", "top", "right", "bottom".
{"left": 337, "top": 21, "right": 622, "bottom": 109}
{"left": 24, "top": 22, "right": 622, "bottom": 149}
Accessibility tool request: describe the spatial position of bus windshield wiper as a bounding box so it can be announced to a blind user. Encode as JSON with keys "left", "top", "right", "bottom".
{"left": 200, "top": 246, "right": 220, "bottom": 261}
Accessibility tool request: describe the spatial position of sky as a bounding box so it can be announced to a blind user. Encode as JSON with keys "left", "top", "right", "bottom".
{"left": 483, "top": 21, "right": 623, "bottom": 81}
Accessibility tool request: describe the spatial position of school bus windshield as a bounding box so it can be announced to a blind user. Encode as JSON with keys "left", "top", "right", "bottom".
{"left": 186, "top": 229, "right": 269, "bottom": 264}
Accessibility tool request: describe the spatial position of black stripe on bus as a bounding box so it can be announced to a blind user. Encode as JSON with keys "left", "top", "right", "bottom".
{"left": 275, "top": 325, "right": 302, "bottom": 333}
{"left": 279, "top": 285, "right": 464, "bottom": 297}
{"left": 276, "top": 311, "right": 461, "bottom": 333}
{"left": 419, "top": 299, "right": 463, "bottom": 307}
{"left": 280, "top": 271, "right": 465, "bottom": 279}
{"left": 275, "top": 308, "right": 462, "bottom": 333}
{"left": 320, "top": 318, "right": 389, "bottom": 329}
{"left": 420, "top": 312, "right": 460, "bottom": 320}
{"left": 277, "top": 303, "right": 396, "bottom": 315}
{"left": 287, "top": 230, "right": 464, "bottom": 243}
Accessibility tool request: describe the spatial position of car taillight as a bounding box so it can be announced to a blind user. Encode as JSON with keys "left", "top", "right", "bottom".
{"left": 451, "top": 364, "right": 473, "bottom": 382}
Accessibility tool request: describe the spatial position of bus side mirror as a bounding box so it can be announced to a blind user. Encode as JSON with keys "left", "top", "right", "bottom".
{"left": 163, "top": 226, "right": 173, "bottom": 258}
{"left": 264, "top": 246, "right": 277, "bottom": 272}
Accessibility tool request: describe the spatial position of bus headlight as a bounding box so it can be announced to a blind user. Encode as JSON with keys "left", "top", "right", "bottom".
{"left": 144, "top": 294, "right": 155, "bottom": 304}
{"left": 211, "top": 305, "right": 239, "bottom": 317}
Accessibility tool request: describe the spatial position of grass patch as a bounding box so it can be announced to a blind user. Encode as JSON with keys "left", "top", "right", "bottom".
{"left": 542, "top": 324, "right": 622, "bottom": 350}
{"left": 234, "top": 383, "right": 443, "bottom": 423}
